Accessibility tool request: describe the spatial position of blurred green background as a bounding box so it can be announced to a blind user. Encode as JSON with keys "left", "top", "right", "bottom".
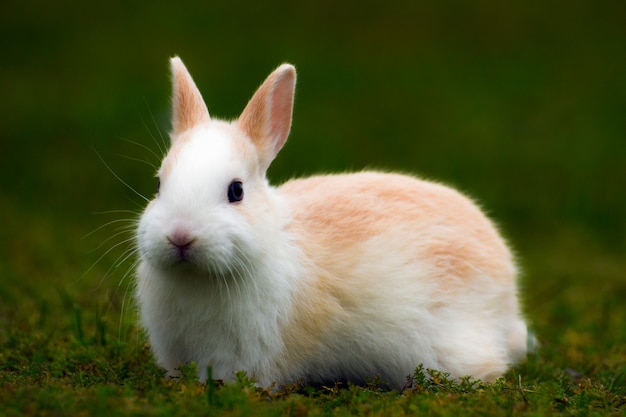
{"left": 1, "top": 0, "right": 625, "bottom": 364}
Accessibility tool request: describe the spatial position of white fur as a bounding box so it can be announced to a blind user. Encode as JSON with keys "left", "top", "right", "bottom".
{"left": 134, "top": 58, "right": 530, "bottom": 390}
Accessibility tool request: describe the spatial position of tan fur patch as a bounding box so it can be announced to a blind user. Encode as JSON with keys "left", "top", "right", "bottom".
{"left": 280, "top": 271, "right": 346, "bottom": 366}
{"left": 277, "top": 171, "right": 516, "bottom": 366}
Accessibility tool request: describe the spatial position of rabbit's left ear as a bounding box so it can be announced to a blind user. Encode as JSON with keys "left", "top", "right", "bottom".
{"left": 237, "top": 64, "right": 296, "bottom": 172}
{"left": 170, "top": 56, "right": 211, "bottom": 139}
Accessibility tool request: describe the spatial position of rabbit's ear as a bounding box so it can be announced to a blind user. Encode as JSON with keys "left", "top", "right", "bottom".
{"left": 170, "top": 57, "right": 210, "bottom": 138}
{"left": 238, "top": 64, "right": 296, "bottom": 172}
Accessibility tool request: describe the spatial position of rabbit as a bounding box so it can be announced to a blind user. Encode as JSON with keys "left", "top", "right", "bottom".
{"left": 135, "top": 56, "right": 530, "bottom": 391}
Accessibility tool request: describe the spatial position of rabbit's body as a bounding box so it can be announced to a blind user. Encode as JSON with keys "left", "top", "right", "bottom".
{"left": 135, "top": 58, "right": 529, "bottom": 390}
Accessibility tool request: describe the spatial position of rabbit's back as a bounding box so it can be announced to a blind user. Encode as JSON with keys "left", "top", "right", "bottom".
{"left": 276, "top": 171, "right": 526, "bottom": 385}
{"left": 280, "top": 171, "right": 515, "bottom": 282}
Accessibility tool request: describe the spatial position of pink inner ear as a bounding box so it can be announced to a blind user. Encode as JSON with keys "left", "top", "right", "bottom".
{"left": 268, "top": 71, "right": 296, "bottom": 155}
{"left": 171, "top": 57, "right": 210, "bottom": 136}
{"left": 237, "top": 64, "right": 296, "bottom": 170}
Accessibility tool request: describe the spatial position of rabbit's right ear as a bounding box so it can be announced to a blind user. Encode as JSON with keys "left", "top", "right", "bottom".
{"left": 237, "top": 64, "right": 296, "bottom": 173}
{"left": 170, "top": 57, "right": 211, "bottom": 139}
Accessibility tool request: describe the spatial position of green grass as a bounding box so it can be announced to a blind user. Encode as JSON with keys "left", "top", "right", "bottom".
{"left": 1, "top": 311, "right": 625, "bottom": 416}
{"left": 1, "top": 0, "right": 626, "bottom": 415}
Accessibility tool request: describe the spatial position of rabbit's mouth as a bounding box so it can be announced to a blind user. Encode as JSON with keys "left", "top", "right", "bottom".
{"left": 160, "top": 227, "right": 200, "bottom": 268}
{"left": 163, "top": 237, "right": 242, "bottom": 278}
{"left": 167, "top": 233, "right": 196, "bottom": 264}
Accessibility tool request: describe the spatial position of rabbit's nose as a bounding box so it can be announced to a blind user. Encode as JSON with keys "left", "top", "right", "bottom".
{"left": 167, "top": 228, "right": 196, "bottom": 249}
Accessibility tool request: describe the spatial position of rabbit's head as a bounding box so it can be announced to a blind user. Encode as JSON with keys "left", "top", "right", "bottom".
{"left": 137, "top": 57, "right": 296, "bottom": 277}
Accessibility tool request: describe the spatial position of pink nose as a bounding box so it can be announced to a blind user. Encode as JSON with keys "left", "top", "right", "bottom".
{"left": 167, "top": 229, "right": 195, "bottom": 248}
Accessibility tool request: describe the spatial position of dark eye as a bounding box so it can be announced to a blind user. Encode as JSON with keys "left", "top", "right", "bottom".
{"left": 227, "top": 180, "right": 244, "bottom": 203}
{"left": 157, "top": 179, "right": 161, "bottom": 192}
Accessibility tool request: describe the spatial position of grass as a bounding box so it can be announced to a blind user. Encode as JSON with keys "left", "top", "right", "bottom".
{"left": 1, "top": 226, "right": 625, "bottom": 416}
{"left": 1, "top": 0, "right": 626, "bottom": 415}
{"left": 1, "top": 311, "right": 625, "bottom": 416}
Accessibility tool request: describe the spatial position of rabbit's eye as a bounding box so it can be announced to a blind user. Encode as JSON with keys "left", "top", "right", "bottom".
{"left": 157, "top": 179, "right": 161, "bottom": 192}
{"left": 228, "top": 180, "right": 244, "bottom": 203}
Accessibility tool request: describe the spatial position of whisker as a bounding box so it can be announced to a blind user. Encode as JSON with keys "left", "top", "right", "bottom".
{"left": 120, "top": 136, "right": 163, "bottom": 163}
{"left": 83, "top": 218, "right": 137, "bottom": 241}
{"left": 93, "top": 148, "right": 150, "bottom": 203}
{"left": 116, "top": 259, "right": 140, "bottom": 339}
{"left": 101, "top": 245, "right": 137, "bottom": 305}
{"left": 230, "top": 246, "right": 267, "bottom": 316}
{"left": 87, "top": 227, "right": 135, "bottom": 254}
{"left": 135, "top": 108, "right": 165, "bottom": 158}
{"left": 219, "top": 269, "right": 232, "bottom": 299}
{"left": 87, "top": 130, "right": 158, "bottom": 346}
{"left": 135, "top": 100, "right": 168, "bottom": 158}
{"left": 82, "top": 236, "right": 138, "bottom": 289}
{"left": 92, "top": 209, "right": 140, "bottom": 216}
{"left": 113, "top": 244, "right": 139, "bottom": 269}
{"left": 117, "top": 153, "right": 158, "bottom": 170}
{"left": 129, "top": 195, "right": 153, "bottom": 209}
{"left": 143, "top": 97, "right": 169, "bottom": 155}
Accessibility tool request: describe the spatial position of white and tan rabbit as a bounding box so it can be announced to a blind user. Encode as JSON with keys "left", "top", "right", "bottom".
{"left": 135, "top": 57, "right": 530, "bottom": 390}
